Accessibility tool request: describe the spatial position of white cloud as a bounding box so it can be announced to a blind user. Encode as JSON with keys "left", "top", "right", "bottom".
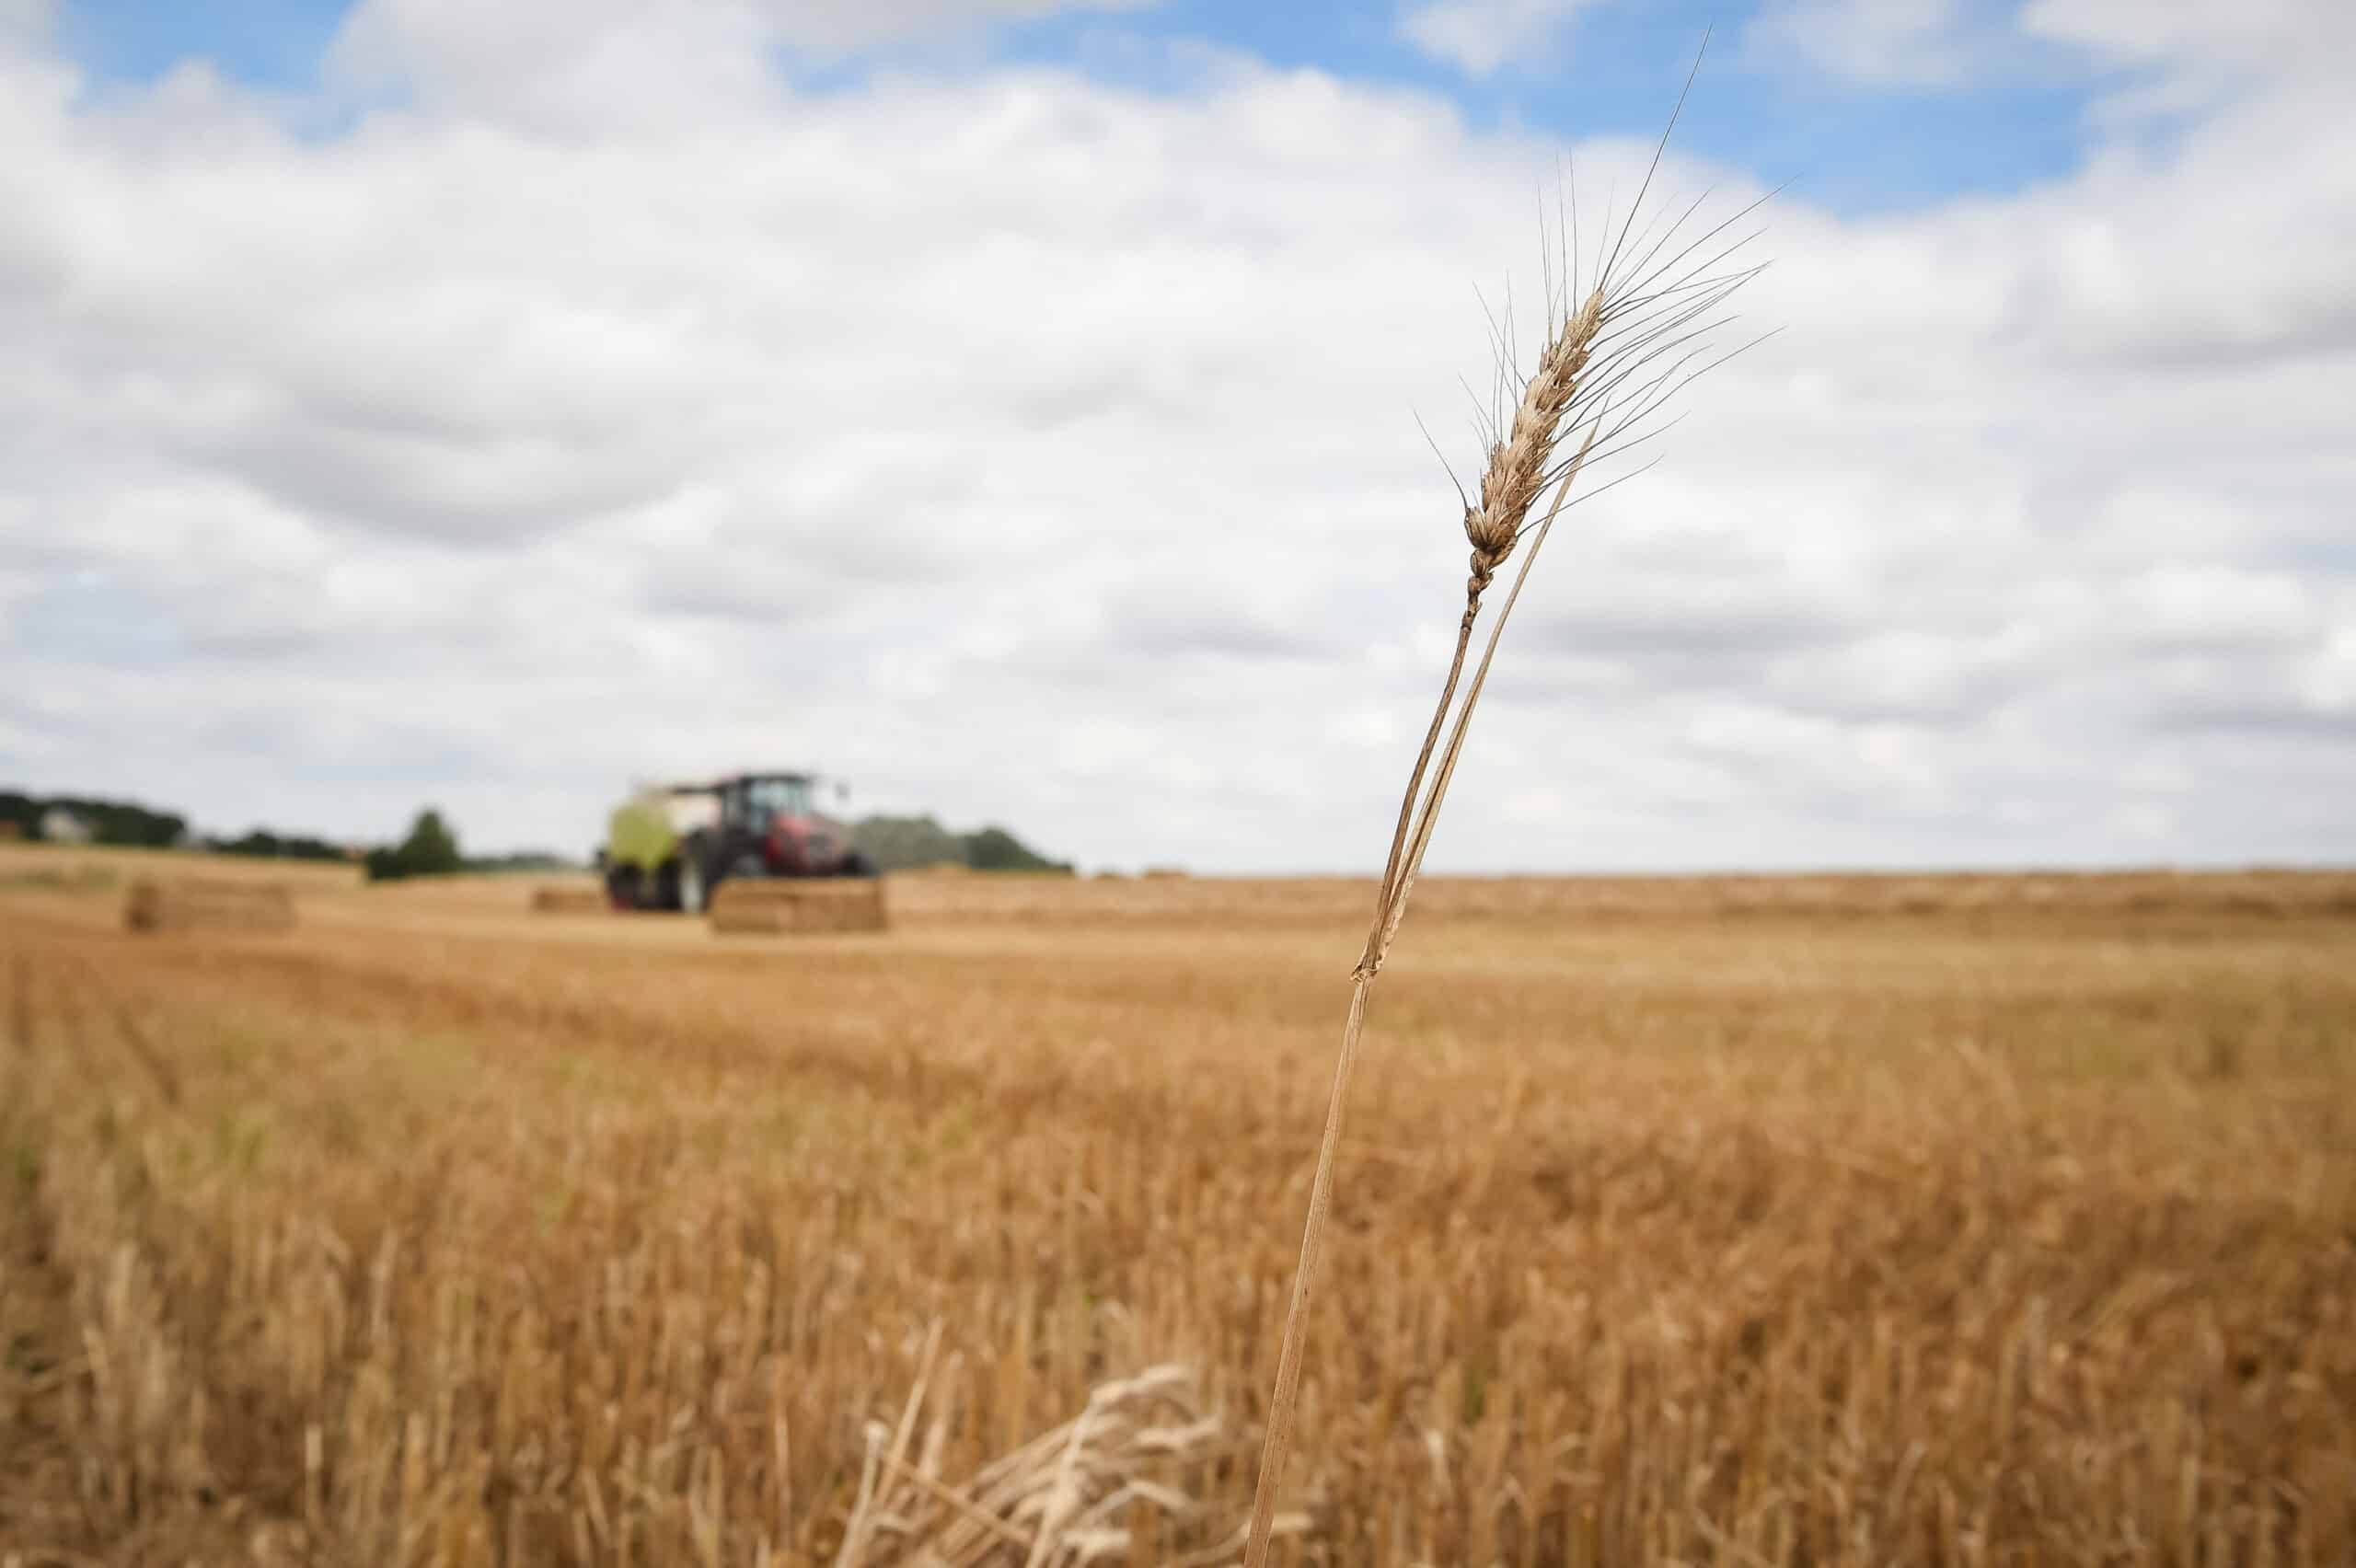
{"left": 0, "top": 0, "right": 46, "bottom": 41}
{"left": 1400, "top": 0, "right": 1602, "bottom": 77}
{"left": 2, "top": 7, "right": 2352, "bottom": 871}
{"left": 749, "top": 0, "right": 1159, "bottom": 53}
{"left": 1744, "top": 0, "right": 1989, "bottom": 86}
{"left": 2021, "top": 0, "right": 2356, "bottom": 81}
{"left": 1751, "top": 0, "right": 2353, "bottom": 102}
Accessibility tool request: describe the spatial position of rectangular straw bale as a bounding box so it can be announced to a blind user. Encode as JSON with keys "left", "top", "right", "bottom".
{"left": 123, "top": 876, "right": 297, "bottom": 935}
{"left": 529, "top": 886, "right": 610, "bottom": 915}
{"left": 709, "top": 877, "right": 887, "bottom": 935}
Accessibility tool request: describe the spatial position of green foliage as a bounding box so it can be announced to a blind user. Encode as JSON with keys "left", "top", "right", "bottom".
{"left": 4, "top": 785, "right": 352, "bottom": 861}
{"left": 848, "top": 813, "right": 1071, "bottom": 873}
{"left": 364, "top": 808, "right": 465, "bottom": 882}
{"left": 962, "top": 825, "right": 1072, "bottom": 874}
{"left": 210, "top": 828, "right": 350, "bottom": 862}
{"left": 848, "top": 813, "right": 969, "bottom": 870}
{"left": 0, "top": 789, "right": 186, "bottom": 847}
{"left": 466, "top": 850, "right": 581, "bottom": 873}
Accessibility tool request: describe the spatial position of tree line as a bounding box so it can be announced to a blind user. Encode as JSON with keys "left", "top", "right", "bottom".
{"left": 2, "top": 790, "right": 189, "bottom": 848}
{"left": 5, "top": 790, "right": 1071, "bottom": 880}
{"left": 1, "top": 790, "right": 560, "bottom": 882}
{"left": 847, "top": 813, "right": 1074, "bottom": 873}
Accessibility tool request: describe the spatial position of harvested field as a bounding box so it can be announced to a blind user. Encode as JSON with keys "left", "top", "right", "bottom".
{"left": 710, "top": 876, "right": 890, "bottom": 935}
{"left": 2, "top": 856, "right": 2352, "bottom": 1565}
{"left": 884, "top": 866, "right": 2356, "bottom": 928}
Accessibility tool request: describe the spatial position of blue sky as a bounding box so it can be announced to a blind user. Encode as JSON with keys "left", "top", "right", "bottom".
{"left": 60, "top": 0, "right": 344, "bottom": 88}
{"left": 58, "top": 0, "right": 2101, "bottom": 214}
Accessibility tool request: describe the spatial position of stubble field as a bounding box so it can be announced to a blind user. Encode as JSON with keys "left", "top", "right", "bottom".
{"left": 2, "top": 849, "right": 2352, "bottom": 1566}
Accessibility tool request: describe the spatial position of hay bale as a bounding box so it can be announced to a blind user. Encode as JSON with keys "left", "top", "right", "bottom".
{"left": 123, "top": 877, "right": 296, "bottom": 936}
{"left": 709, "top": 876, "right": 887, "bottom": 935}
{"left": 529, "top": 886, "right": 609, "bottom": 916}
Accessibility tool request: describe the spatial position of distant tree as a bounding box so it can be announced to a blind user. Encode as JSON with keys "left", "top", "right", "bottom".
{"left": 962, "top": 825, "right": 1074, "bottom": 874}
{"left": 0, "top": 790, "right": 184, "bottom": 847}
{"left": 0, "top": 791, "right": 38, "bottom": 841}
{"left": 364, "top": 807, "right": 465, "bottom": 882}
{"left": 848, "top": 813, "right": 1072, "bottom": 873}
{"left": 849, "top": 813, "right": 971, "bottom": 871}
{"left": 463, "top": 849, "right": 581, "bottom": 873}
{"left": 212, "top": 828, "right": 350, "bottom": 863}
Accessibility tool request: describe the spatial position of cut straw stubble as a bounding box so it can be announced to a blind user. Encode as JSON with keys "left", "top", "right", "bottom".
{"left": 1239, "top": 38, "right": 1770, "bottom": 1565}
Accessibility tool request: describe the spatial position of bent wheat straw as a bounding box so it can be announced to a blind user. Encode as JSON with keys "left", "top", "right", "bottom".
{"left": 1242, "top": 43, "right": 1772, "bottom": 1564}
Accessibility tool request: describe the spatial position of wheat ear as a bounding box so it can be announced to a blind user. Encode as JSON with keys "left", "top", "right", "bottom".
{"left": 1243, "top": 38, "right": 1772, "bottom": 1564}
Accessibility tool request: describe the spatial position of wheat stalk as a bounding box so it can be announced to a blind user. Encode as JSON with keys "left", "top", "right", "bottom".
{"left": 1242, "top": 38, "right": 1772, "bottom": 1564}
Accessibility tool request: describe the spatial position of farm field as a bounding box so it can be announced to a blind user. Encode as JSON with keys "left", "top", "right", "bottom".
{"left": 3, "top": 854, "right": 2353, "bottom": 1565}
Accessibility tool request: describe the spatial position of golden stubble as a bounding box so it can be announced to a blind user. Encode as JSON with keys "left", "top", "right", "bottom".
{"left": 2, "top": 868, "right": 2353, "bottom": 1564}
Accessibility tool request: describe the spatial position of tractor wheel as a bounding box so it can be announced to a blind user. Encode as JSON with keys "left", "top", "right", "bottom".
{"left": 606, "top": 864, "right": 644, "bottom": 911}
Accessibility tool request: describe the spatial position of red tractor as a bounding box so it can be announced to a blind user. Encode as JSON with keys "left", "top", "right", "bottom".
{"left": 600, "top": 771, "right": 877, "bottom": 914}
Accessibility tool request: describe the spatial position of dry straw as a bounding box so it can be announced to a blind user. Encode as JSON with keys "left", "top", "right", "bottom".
{"left": 832, "top": 1324, "right": 1308, "bottom": 1567}
{"left": 1242, "top": 40, "right": 1773, "bottom": 1563}
{"left": 527, "top": 885, "right": 610, "bottom": 916}
{"left": 708, "top": 875, "right": 891, "bottom": 934}
{"left": 121, "top": 875, "right": 298, "bottom": 936}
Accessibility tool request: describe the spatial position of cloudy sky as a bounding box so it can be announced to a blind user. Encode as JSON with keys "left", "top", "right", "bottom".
{"left": 3, "top": 0, "right": 2350, "bottom": 873}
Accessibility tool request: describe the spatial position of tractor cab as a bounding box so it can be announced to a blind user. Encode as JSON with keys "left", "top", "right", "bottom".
{"left": 711, "top": 771, "right": 866, "bottom": 880}
{"left": 719, "top": 773, "right": 818, "bottom": 830}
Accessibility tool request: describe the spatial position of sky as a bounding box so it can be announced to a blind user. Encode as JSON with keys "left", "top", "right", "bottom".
{"left": 2, "top": 0, "right": 2351, "bottom": 874}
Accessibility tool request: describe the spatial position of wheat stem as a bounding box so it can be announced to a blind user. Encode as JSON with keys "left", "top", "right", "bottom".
{"left": 1241, "top": 974, "right": 1370, "bottom": 1563}
{"left": 1248, "top": 438, "right": 1599, "bottom": 1568}
{"left": 1361, "top": 615, "right": 1475, "bottom": 975}
{"left": 1375, "top": 430, "right": 1594, "bottom": 967}
{"left": 1244, "top": 39, "right": 1761, "bottom": 1557}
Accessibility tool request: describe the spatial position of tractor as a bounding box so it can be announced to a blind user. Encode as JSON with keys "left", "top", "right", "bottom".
{"left": 599, "top": 771, "right": 877, "bottom": 914}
